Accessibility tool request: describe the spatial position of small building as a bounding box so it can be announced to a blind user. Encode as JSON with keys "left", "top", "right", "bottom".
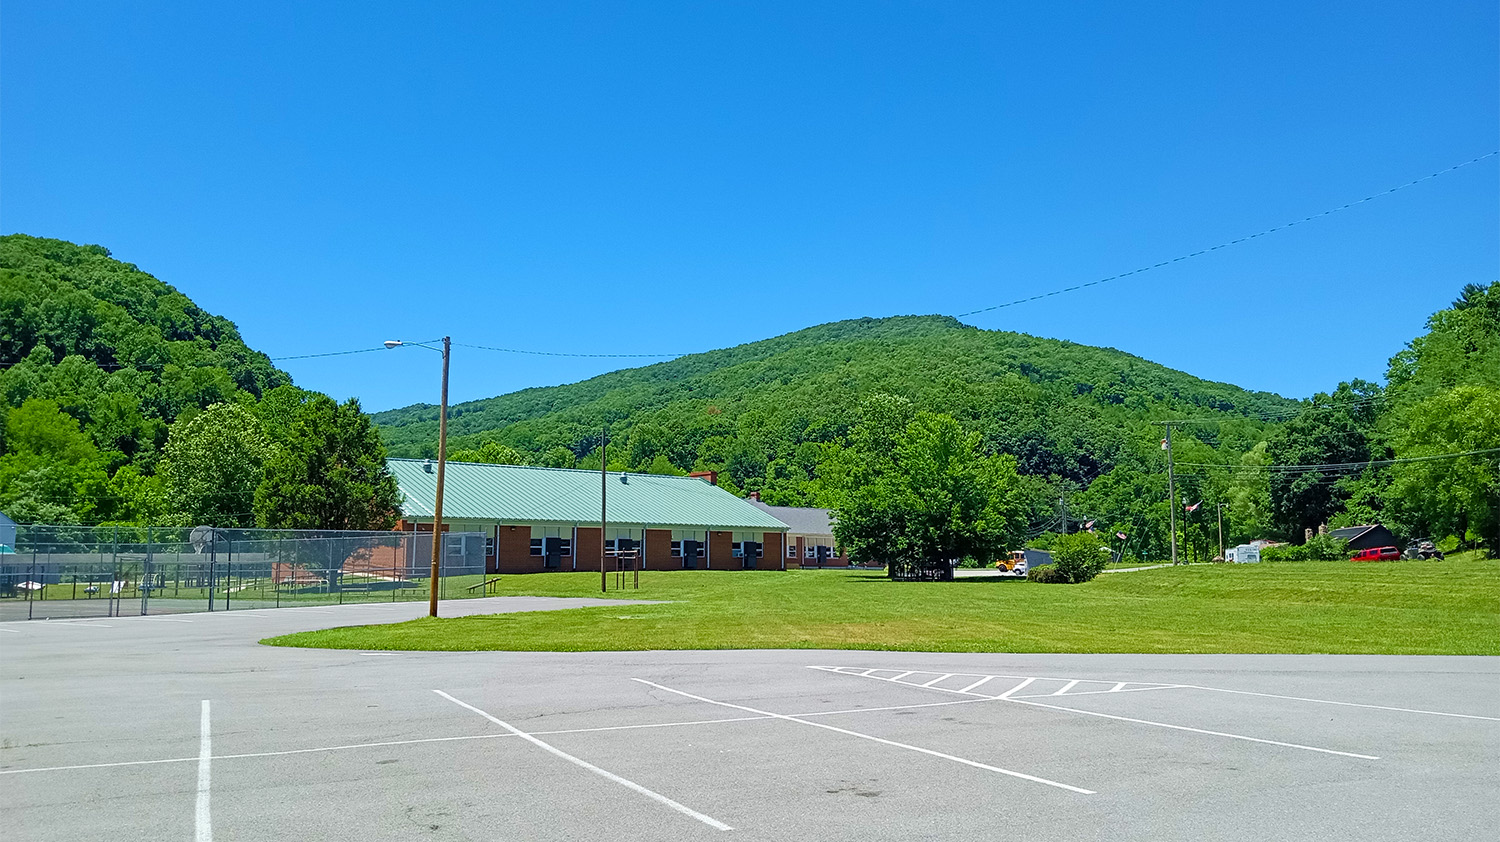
{"left": 746, "top": 495, "right": 850, "bottom": 567}
{"left": 1327, "top": 524, "right": 1399, "bottom": 552}
{"left": 389, "top": 459, "right": 791, "bottom": 574}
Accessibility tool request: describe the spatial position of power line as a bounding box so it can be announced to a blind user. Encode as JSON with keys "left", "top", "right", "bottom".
{"left": 1173, "top": 447, "right": 1500, "bottom": 473}
{"left": 452, "top": 342, "right": 687, "bottom": 359}
{"left": 956, "top": 151, "right": 1499, "bottom": 318}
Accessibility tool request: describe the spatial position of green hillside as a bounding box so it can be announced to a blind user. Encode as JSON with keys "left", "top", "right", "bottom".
{"left": 374, "top": 315, "right": 1297, "bottom": 504}
{"left": 0, "top": 235, "right": 399, "bottom": 529}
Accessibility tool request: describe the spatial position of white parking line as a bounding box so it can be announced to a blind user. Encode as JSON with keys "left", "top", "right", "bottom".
{"left": 919, "top": 673, "right": 954, "bottom": 687}
{"left": 1006, "top": 697, "right": 1380, "bottom": 759}
{"left": 817, "top": 667, "right": 1380, "bottom": 760}
{"left": 998, "top": 677, "right": 1036, "bottom": 699}
{"left": 634, "top": 678, "right": 1095, "bottom": 795}
{"left": 1180, "top": 685, "right": 1500, "bottom": 723}
{"left": 197, "top": 700, "right": 212, "bottom": 842}
{"left": 1052, "top": 680, "right": 1079, "bottom": 696}
{"left": 434, "top": 689, "right": 733, "bottom": 831}
{"left": 0, "top": 628, "right": 20, "bottom": 633}
{"left": 0, "top": 695, "right": 1034, "bottom": 778}
{"left": 958, "top": 676, "right": 996, "bottom": 693}
{"left": 1013, "top": 685, "right": 1185, "bottom": 700}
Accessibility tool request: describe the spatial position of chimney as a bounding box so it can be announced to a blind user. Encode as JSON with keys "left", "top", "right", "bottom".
{"left": 690, "top": 471, "right": 718, "bottom": 486}
{"left": 748, "top": 491, "right": 761, "bottom": 502}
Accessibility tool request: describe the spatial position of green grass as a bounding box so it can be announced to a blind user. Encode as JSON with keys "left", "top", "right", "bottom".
{"left": 261, "top": 557, "right": 1500, "bottom": 655}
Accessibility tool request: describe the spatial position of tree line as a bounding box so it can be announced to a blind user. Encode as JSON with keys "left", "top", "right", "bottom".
{"left": 0, "top": 235, "right": 400, "bottom": 530}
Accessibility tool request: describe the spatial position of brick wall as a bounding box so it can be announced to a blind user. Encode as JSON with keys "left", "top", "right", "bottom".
{"left": 708, "top": 530, "right": 733, "bottom": 570}
{"left": 494, "top": 524, "right": 536, "bottom": 574}
{"left": 644, "top": 529, "right": 673, "bottom": 571}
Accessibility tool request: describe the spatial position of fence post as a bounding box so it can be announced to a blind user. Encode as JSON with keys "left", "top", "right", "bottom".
{"left": 28, "top": 551, "right": 35, "bottom": 620}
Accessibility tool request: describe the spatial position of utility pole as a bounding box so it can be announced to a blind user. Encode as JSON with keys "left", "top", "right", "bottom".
{"left": 600, "top": 427, "right": 608, "bottom": 594}
{"left": 383, "top": 337, "right": 451, "bottom": 618}
{"left": 428, "top": 336, "right": 450, "bottom": 617}
{"left": 1059, "top": 489, "right": 1068, "bottom": 535}
{"left": 1217, "top": 502, "right": 1227, "bottom": 561}
{"left": 1161, "top": 422, "right": 1179, "bottom": 566}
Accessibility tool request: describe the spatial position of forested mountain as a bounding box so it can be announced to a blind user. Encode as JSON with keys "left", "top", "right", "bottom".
{"left": 0, "top": 235, "right": 398, "bottom": 528}
{"left": 376, "top": 315, "right": 1296, "bottom": 506}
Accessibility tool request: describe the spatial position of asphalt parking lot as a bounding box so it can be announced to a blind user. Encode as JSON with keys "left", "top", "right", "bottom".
{"left": 2, "top": 599, "right": 1496, "bottom": 841}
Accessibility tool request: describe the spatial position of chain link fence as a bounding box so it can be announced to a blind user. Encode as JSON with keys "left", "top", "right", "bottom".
{"left": 0, "top": 525, "right": 488, "bottom": 621}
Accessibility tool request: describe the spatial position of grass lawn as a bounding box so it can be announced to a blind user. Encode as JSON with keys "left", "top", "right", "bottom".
{"left": 262, "top": 556, "right": 1500, "bottom": 655}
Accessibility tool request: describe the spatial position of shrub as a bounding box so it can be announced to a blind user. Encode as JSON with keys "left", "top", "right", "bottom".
{"left": 1050, "top": 532, "right": 1109, "bottom": 583}
{"left": 1026, "top": 565, "right": 1066, "bottom": 583}
{"left": 1304, "top": 533, "right": 1349, "bottom": 560}
{"left": 1261, "top": 544, "right": 1308, "bottom": 562}
{"left": 1261, "top": 534, "right": 1349, "bottom": 562}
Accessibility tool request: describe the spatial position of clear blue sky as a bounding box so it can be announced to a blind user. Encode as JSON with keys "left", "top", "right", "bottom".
{"left": 4, "top": 1, "right": 1496, "bottom": 411}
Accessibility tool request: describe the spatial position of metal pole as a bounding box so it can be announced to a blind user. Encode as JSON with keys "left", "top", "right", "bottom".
{"left": 1059, "top": 491, "right": 1067, "bottom": 535}
{"left": 1165, "top": 424, "right": 1179, "bottom": 565}
{"left": 600, "top": 428, "right": 608, "bottom": 594}
{"left": 428, "top": 336, "right": 451, "bottom": 618}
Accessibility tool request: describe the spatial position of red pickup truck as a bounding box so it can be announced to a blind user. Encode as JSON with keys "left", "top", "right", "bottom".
{"left": 1351, "top": 546, "right": 1401, "bottom": 562}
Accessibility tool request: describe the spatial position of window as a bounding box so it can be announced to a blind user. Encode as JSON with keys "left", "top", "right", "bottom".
{"left": 732, "top": 532, "right": 763, "bottom": 559}
{"left": 670, "top": 529, "right": 705, "bottom": 558}
{"left": 787, "top": 540, "right": 797, "bottom": 559}
{"left": 485, "top": 537, "right": 496, "bottom": 557}
{"left": 805, "top": 545, "right": 816, "bottom": 559}
{"left": 605, "top": 527, "right": 640, "bottom": 556}
{"left": 529, "top": 526, "right": 572, "bottom": 557}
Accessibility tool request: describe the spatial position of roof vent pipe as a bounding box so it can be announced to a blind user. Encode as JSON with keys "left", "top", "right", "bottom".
{"left": 424, "top": 459, "right": 433, "bottom": 474}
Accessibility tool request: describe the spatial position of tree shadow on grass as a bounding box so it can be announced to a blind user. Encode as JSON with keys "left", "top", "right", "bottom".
{"left": 847, "top": 574, "right": 1027, "bottom": 584}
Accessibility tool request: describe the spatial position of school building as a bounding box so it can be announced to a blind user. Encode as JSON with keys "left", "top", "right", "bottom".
{"left": 389, "top": 459, "right": 792, "bottom": 574}
{"left": 746, "top": 495, "right": 851, "bottom": 567}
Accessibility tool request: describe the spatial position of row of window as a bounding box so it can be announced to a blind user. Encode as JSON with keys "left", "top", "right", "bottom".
{"left": 484, "top": 529, "right": 838, "bottom": 560}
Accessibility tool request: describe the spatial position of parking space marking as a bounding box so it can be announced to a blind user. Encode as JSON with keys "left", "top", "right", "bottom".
{"left": 998, "top": 677, "right": 1036, "bottom": 699}
{"left": 816, "top": 666, "right": 1381, "bottom": 760}
{"left": 1052, "top": 680, "right": 1079, "bottom": 696}
{"left": 633, "top": 678, "right": 1096, "bottom": 794}
{"left": 1007, "top": 697, "right": 1380, "bottom": 760}
{"left": 1, "top": 694, "right": 1046, "bottom": 779}
{"left": 0, "top": 627, "right": 20, "bottom": 633}
{"left": 958, "top": 675, "right": 995, "bottom": 693}
{"left": 197, "top": 700, "right": 212, "bottom": 842}
{"left": 1179, "top": 685, "right": 1500, "bottom": 723}
{"left": 434, "top": 689, "right": 733, "bottom": 831}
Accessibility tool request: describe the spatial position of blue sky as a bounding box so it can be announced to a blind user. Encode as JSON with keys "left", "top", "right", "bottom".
{"left": 3, "top": 1, "right": 1495, "bottom": 411}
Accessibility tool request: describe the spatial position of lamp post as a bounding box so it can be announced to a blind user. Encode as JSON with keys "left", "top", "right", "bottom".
{"left": 384, "top": 337, "right": 450, "bottom": 617}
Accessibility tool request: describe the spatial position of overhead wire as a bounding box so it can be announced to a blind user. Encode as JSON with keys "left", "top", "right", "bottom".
{"left": 955, "top": 151, "right": 1498, "bottom": 318}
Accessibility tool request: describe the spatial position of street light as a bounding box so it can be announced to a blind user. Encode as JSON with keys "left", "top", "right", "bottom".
{"left": 384, "top": 337, "right": 450, "bottom": 617}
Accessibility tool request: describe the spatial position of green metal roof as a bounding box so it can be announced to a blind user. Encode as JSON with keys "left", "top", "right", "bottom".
{"left": 389, "top": 459, "right": 790, "bottom": 531}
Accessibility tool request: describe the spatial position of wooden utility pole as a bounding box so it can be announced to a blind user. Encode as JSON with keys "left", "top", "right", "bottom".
{"left": 428, "top": 336, "right": 450, "bottom": 617}
{"left": 1161, "top": 423, "right": 1179, "bottom": 566}
{"left": 600, "top": 428, "right": 608, "bottom": 594}
{"left": 1217, "top": 502, "right": 1227, "bottom": 561}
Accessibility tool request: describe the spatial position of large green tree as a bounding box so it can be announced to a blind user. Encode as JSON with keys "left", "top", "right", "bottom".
{"left": 159, "top": 403, "right": 273, "bottom": 527}
{"left": 253, "top": 396, "right": 402, "bottom": 530}
{"left": 829, "top": 397, "right": 1027, "bottom": 578}
{"left": 1384, "top": 386, "right": 1500, "bottom": 551}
